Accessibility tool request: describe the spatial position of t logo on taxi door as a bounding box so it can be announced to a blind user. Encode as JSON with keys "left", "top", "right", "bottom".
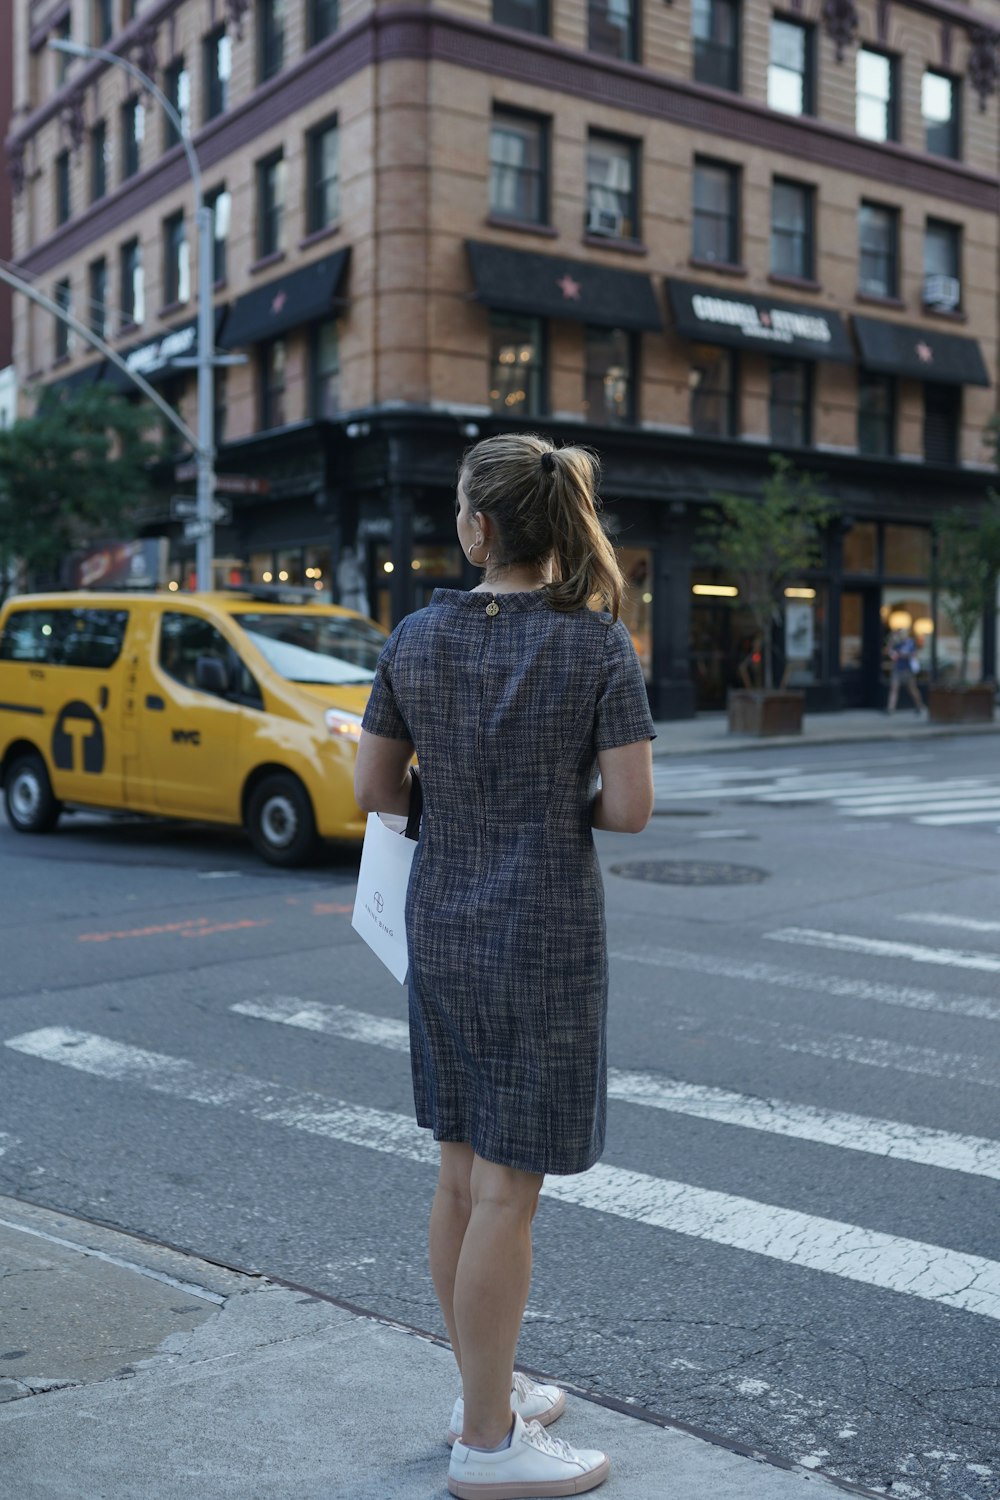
{"left": 52, "top": 701, "right": 105, "bottom": 773}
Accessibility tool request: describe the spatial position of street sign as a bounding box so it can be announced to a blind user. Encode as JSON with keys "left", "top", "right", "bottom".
{"left": 171, "top": 495, "right": 232, "bottom": 525}
{"left": 173, "top": 463, "right": 270, "bottom": 496}
{"left": 183, "top": 518, "right": 213, "bottom": 542}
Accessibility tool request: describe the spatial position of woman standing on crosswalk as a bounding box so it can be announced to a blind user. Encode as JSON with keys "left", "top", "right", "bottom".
{"left": 354, "top": 433, "right": 655, "bottom": 1499}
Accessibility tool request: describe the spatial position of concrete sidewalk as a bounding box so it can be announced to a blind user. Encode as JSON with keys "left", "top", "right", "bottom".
{"left": 650, "top": 706, "right": 1000, "bottom": 756}
{"left": 0, "top": 1195, "right": 878, "bottom": 1500}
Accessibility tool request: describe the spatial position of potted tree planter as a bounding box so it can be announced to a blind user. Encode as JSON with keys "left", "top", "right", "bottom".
{"left": 699, "top": 456, "right": 834, "bottom": 737}
{"left": 928, "top": 499, "right": 1000, "bottom": 725}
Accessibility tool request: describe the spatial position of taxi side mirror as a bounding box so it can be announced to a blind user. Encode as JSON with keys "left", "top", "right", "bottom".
{"left": 195, "top": 655, "right": 230, "bottom": 695}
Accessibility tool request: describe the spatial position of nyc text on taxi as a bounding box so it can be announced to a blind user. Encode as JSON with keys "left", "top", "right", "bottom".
{"left": 0, "top": 591, "right": 386, "bottom": 865}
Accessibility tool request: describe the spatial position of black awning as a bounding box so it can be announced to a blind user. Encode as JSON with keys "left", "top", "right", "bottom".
{"left": 466, "top": 241, "right": 662, "bottom": 332}
{"left": 222, "top": 249, "right": 351, "bottom": 348}
{"left": 853, "top": 315, "right": 990, "bottom": 387}
{"left": 666, "top": 279, "right": 854, "bottom": 362}
{"left": 104, "top": 307, "right": 227, "bottom": 392}
{"left": 43, "top": 360, "right": 108, "bottom": 396}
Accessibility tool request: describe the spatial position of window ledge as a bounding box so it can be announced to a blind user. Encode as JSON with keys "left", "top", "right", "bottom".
{"left": 768, "top": 272, "right": 822, "bottom": 293}
{"left": 118, "top": 320, "right": 141, "bottom": 337}
{"left": 582, "top": 233, "right": 648, "bottom": 256}
{"left": 688, "top": 256, "right": 748, "bottom": 278}
{"left": 213, "top": 278, "right": 228, "bottom": 293}
{"left": 51, "top": 354, "right": 71, "bottom": 369}
{"left": 299, "top": 223, "right": 341, "bottom": 251}
{"left": 485, "top": 214, "right": 559, "bottom": 239}
{"left": 250, "top": 250, "right": 287, "bottom": 274}
{"left": 922, "top": 304, "right": 967, "bottom": 323}
{"left": 856, "top": 291, "right": 906, "bottom": 310}
{"left": 158, "top": 299, "right": 188, "bottom": 319}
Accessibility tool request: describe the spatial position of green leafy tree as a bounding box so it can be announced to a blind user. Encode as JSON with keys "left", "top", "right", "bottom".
{"left": 0, "top": 385, "right": 162, "bottom": 603}
{"left": 933, "top": 493, "right": 1000, "bottom": 684}
{"left": 698, "top": 455, "right": 835, "bottom": 692}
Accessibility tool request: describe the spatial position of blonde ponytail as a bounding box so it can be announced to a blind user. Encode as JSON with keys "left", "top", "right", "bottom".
{"left": 458, "top": 434, "right": 626, "bottom": 620}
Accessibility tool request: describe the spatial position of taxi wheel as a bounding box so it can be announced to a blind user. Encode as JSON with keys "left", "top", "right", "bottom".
{"left": 4, "top": 752, "right": 62, "bottom": 834}
{"left": 246, "top": 773, "right": 318, "bottom": 867}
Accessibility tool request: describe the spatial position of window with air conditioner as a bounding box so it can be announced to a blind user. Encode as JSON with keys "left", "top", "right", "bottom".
{"left": 585, "top": 134, "right": 637, "bottom": 240}
{"left": 923, "top": 219, "right": 961, "bottom": 311}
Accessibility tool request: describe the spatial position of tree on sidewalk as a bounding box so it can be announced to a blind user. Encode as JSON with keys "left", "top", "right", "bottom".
{"left": 932, "top": 492, "right": 1000, "bottom": 684}
{"left": 0, "top": 385, "right": 162, "bottom": 603}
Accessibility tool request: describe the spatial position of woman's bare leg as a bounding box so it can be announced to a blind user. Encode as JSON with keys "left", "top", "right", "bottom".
{"left": 429, "top": 1142, "right": 475, "bottom": 1376}
{"left": 453, "top": 1156, "right": 544, "bottom": 1448}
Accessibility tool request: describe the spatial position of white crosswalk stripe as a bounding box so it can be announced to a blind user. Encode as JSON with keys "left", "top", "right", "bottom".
{"left": 6, "top": 1024, "right": 1000, "bottom": 1322}
{"left": 652, "top": 762, "right": 1000, "bottom": 830}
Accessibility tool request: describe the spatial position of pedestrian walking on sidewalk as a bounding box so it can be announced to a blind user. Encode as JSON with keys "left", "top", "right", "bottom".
{"left": 354, "top": 433, "right": 655, "bottom": 1499}
{"left": 886, "top": 627, "right": 926, "bottom": 716}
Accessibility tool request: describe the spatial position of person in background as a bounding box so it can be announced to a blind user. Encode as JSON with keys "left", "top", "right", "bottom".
{"left": 887, "top": 627, "right": 926, "bottom": 716}
{"left": 354, "top": 433, "right": 655, "bottom": 1499}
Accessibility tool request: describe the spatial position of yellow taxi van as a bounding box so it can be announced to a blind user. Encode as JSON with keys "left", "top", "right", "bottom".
{"left": 0, "top": 589, "right": 387, "bottom": 865}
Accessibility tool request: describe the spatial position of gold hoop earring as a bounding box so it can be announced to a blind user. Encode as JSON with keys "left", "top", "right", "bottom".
{"left": 469, "top": 539, "right": 491, "bottom": 565}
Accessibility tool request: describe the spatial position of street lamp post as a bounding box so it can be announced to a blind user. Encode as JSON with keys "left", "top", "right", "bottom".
{"left": 50, "top": 39, "right": 218, "bottom": 591}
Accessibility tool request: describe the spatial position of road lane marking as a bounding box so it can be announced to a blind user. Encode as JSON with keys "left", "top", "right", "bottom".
{"left": 231, "top": 997, "right": 1000, "bottom": 1181}
{"left": 916, "top": 810, "right": 1000, "bottom": 826}
{"left": 6, "top": 1026, "right": 1000, "bottom": 1322}
{"left": 607, "top": 942, "right": 1000, "bottom": 1022}
{"left": 850, "top": 799, "right": 1000, "bottom": 818}
{"left": 79, "top": 917, "right": 270, "bottom": 943}
{"left": 900, "top": 913, "right": 1000, "bottom": 936}
{"left": 766, "top": 927, "right": 1000, "bottom": 976}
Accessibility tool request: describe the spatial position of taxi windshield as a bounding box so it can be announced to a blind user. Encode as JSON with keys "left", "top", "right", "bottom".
{"left": 233, "top": 612, "right": 384, "bottom": 685}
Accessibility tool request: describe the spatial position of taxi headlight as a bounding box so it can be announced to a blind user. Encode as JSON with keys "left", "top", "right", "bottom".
{"left": 324, "top": 708, "right": 364, "bottom": 741}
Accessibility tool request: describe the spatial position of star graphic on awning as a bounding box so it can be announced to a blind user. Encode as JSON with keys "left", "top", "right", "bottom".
{"left": 916, "top": 340, "right": 933, "bottom": 363}
{"left": 557, "top": 273, "right": 582, "bottom": 301}
{"left": 271, "top": 290, "right": 287, "bottom": 316}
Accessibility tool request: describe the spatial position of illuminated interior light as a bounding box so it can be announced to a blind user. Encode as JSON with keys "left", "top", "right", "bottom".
{"left": 383, "top": 561, "right": 394, "bottom": 574}
{"left": 692, "top": 583, "right": 739, "bottom": 598}
{"left": 784, "top": 587, "right": 817, "bottom": 599}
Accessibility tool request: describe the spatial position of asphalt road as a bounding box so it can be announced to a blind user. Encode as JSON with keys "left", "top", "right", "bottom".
{"left": 1, "top": 733, "right": 998, "bottom": 1500}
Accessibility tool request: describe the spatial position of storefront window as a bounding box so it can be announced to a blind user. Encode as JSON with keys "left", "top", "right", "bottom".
{"left": 250, "top": 552, "right": 274, "bottom": 584}
{"left": 842, "top": 520, "right": 877, "bottom": 574}
{"left": 935, "top": 597, "right": 983, "bottom": 682}
{"left": 782, "top": 585, "right": 825, "bottom": 685}
{"left": 305, "top": 545, "right": 332, "bottom": 600}
{"left": 275, "top": 549, "right": 303, "bottom": 586}
{"left": 618, "top": 548, "right": 652, "bottom": 682}
{"left": 884, "top": 524, "right": 931, "bottom": 577}
{"left": 880, "top": 589, "right": 935, "bottom": 682}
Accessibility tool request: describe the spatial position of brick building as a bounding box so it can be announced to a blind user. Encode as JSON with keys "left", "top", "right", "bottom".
{"left": 6, "top": 0, "right": 1000, "bottom": 714}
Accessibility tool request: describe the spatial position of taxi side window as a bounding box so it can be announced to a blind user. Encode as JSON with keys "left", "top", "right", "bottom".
{"left": 159, "top": 613, "right": 263, "bottom": 707}
{"left": 0, "top": 609, "right": 128, "bottom": 667}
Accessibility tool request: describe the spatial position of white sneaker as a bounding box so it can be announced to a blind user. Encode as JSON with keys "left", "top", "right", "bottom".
{"left": 446, "top": 1370, "right": 567, "bottom": 1446}
{"left": 448, "top": 1411, "right": 610, "bottom": 1498}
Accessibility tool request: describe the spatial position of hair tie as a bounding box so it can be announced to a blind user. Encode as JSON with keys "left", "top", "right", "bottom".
{"left": 541, "top": 451, "right": 556, "bottom": 474}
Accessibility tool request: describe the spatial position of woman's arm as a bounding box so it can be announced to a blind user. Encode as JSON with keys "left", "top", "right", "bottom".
{"left": 354, "top": 730, "right": 416, "bottom": 816}
{"left": 593, "top": 740, "right": 654, "bottom": 833}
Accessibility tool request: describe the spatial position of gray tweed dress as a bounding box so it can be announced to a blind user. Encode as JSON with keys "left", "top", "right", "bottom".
{"left": 361, "top": 588, "right": 655, "bottom": 1176}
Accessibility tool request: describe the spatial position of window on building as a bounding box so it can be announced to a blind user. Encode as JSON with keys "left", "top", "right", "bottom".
{"left": 770, "top": 178, "right": 813, "bottom": 279}
{"left": 214, "top": 365, "right": 228, "bottom": 447}
{"left": 585, "top": 134, "right": 637, "bottom": 240}
{"left": 54, "top": 279, "right": 73, "bottom": 360}
{"left": 206, "top": 186, "right": 231, "bottom": 284}
{"left": 769, "top": 358, "right": 810, "bottom": 445}
{"left": 88, "top": 258, "right": 108, "bottom": 340}
{"left": 583, "top": 327, "right": 635, "bottom": 425}
{"left": 857, "top": 371, "right": 895, "bottom": 456}
{"left": 121, "top": 97, "right": 144, "bottom": 181}
{"left": 692, "top": 0, "right": 740, "bottom": 91}
{"left": 163, "top": 58, "right": 190, "bottom": 149}
{"left": 768, "top": 17, "right": 813, "bottom": 115}
{"left": 307, "top": 119, "right": 340, "bottom": 232}
{"left": 310, "top": 0, "right": 339, "bottom": 42}
{"left": 489, "top": 110, "right": 548, "bottom": 224}
{"left": 203, "top": 28, "right": 232, "bottom": 119}
{"left": 89, "top": 119, "right": 107, "bottom": 202}
{"left": 493, "top": 0, "right": 548, "bottom": 34}
{"left": 311, "top": 319, "right": 341, "bottom": 418}
{"left": 489, "top": 313, "right": 545, "bottom": 416}
{"left": 690, "top": 343, "right": 737, "bottom": 436}
{"left": 693, "top": 158, "right": 740, "bottom": 264}
{"left": 163, "top": 212, "right": 190, "bottom": 305}
{"left": 922, "top": 71, "right": 959, "bottom": 158}
{"left": 55, "top": 150, "right": 71, "bottom": 225}
{"left": 92, "top": 0, "right": 113, "bottom": 44}
{"left": 260, "top": 338, "right": 287, "bottom": 429}
{"left": 923, "top": 218, "right": 961, "bottom": 312}
{"left": 120, "top": 237, "right": 144, "bottom": 327}
{"left": 588, "top": 0, "right": 638, "bottom": 63}
{"left": 256, "top": 151, "right": 286, "bottom": 258}
{"left": 858, "top": 202, "right": 898, "bottom": 298}
{"left": 54, "top": 15, "right": 72, "bottom": 86}
{"left": 923, "top": 383, "right": 960, "bottom": 465}
{"left": 258, "top": 0, "right": 286, "bottom": 83}
{"left": 856, "top": 48, "right": 896, "bottom": 141}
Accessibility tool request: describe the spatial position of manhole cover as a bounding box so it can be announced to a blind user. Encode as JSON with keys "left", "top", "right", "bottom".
{"left": 610, "top": 860, "right": 769, "bottom": 886}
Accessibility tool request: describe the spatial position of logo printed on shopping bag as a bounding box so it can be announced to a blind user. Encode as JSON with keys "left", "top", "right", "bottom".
{"left": 374, "top": 891, "right": 384, "bottom": 913}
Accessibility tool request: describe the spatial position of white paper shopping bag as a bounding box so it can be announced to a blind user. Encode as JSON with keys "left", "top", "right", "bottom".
{"left": 351, "top": 812, "right": 415, "bottom": 984}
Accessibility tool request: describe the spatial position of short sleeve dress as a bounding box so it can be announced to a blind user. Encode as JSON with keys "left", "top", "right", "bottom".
{"left": 361, "top": 588, "right": 656, "bottom": 1176}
